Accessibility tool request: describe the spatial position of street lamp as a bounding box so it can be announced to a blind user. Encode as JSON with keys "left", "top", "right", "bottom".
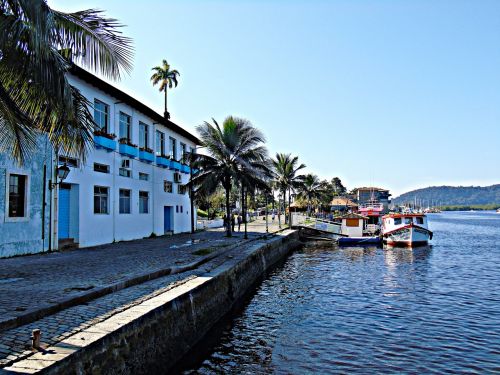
{"left": 50, "top": 164, "right": 70, "bottom": 190}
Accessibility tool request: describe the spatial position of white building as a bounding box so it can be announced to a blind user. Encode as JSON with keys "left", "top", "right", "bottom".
{"left": 0, "top": 65, "right": 199, "bottom": 257}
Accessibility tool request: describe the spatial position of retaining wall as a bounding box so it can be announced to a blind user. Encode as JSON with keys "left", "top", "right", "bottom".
{"left": 4, "top": 230, "right": 301, "bottom": 374}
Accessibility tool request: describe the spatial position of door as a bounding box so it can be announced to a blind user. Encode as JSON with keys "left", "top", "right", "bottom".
{"left": 164, "top": 206, "right": 172, "bottom": 233}
{"left": 58, "top": 187, "right": 71, "bottom": 239}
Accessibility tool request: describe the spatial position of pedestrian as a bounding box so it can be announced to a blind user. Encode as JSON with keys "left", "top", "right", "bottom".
{"left": 238, "top": 215, "right": 242, "bottom": 231}
{"left": 272, "top": 212, "right": 275, "bottom": 222}
{"left": 231, "top": 215, "right": 235, "bottom": 232}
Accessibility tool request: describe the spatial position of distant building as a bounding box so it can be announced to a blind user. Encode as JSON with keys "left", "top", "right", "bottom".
{"left": 352, "top": 187, "right": 391, "bottom": 211}
{"left": 330, "top": 197, "right": 358, "bottom": 212}
{"left": 0, "top": 65, "right": 199, "bottom": 258}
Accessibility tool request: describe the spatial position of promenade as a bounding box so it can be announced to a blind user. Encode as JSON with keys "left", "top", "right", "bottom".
{"left": 0, "top": 218, "right": 284, "bottom": 369}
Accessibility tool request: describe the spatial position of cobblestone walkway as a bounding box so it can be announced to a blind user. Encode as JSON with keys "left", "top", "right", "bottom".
{"left": 0, "top": 221, "right": 286, "bottom": 369}
{"left": 0, "top": 220, "right": 282, "bottom": 333}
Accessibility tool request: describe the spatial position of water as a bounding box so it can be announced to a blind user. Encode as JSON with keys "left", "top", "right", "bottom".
{"left": 177, "top": 211, "right": 500, "bottom": 374}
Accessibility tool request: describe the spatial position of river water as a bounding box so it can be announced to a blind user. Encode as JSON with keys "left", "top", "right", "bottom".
{"left": 177, "top": 211, "right": 500, "bottom": 374}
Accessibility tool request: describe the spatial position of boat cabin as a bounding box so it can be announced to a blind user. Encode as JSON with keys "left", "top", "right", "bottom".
{"left": 382, "top": 214, "right": 427, "bottom": 228}
{"left": 337, "top": 213, "right": 368, "bottom": 237}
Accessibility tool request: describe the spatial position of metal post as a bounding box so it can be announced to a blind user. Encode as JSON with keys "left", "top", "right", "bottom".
{"left": 265, "top": 194, "right": 269, "bottom": 233}
{"left": 190, "top": 151, "right": 195, "bottom": 234}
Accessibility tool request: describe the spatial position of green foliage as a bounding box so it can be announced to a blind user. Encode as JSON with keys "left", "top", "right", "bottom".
{"left": 393, "top": 185, "right": 500, "bottom": 206}
{"left": 440, "top": 204, "right": 500, "bottom": 211}
{"left": 197, "top": 209, "right": 208, "bottom": 218}
{"left": 0, "top": 1, "right": 133, "bottom": 163}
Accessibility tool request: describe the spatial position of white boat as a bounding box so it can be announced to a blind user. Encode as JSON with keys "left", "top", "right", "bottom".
{"left": 381, "top": 213, "right": 433, "bottom": 247}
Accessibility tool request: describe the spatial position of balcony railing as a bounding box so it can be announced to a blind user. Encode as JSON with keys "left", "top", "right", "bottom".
{"left": 156, "top": 155, "right": 170, "bottom": 168}
{"left": 119, "top": 143, "right": 138, "bottom": 158}
{"left": 169, "top": 160, "right": 181, "bottom": 171}
{"left": 139, "top": 149, "right": 154, "bottom": 163}
{"left": 94, "top": 135, "right": 116, "bottom": 152}
{"left": 181, "top": 164, "right": 190, "bottom": 174}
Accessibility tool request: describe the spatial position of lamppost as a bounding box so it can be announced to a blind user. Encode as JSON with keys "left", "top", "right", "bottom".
{"left": 49, "top": 164, "right": 70, "bottom": 190}
{"left": 48, "top": 163, "right": 70, "bottom": 252}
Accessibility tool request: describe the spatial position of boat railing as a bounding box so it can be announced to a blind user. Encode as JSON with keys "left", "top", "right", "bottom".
{"left": 358, "top": 202, "right": 384, "bottom": 210}
{"left": 292, "top": 213, "right": 342, "bottom": 235}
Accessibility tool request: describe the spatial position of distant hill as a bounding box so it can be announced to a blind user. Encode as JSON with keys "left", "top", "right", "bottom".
{"left": 392, "top": 184, "right": 500, "bottom": 206}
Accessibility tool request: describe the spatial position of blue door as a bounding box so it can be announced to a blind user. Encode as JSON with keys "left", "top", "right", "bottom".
{"left": 58, "top": 187, "right": 70, "bottom": 239}
{"left": 164, "top": 206, "right": 172, "bottom": 232}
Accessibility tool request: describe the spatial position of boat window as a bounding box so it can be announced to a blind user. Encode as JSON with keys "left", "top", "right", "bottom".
{"left": 346, "top": 218, "right": 359, "bottom": 227}
{"left": 394, "top": 218, "right": 402, "bottom": 225}
{"left": 405, "top": 217, "right": 413, "bottom": 224}
{"left": 416, "top": 217, "right": 424, "bottom": 224}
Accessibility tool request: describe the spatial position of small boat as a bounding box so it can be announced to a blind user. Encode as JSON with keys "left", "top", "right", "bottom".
{"left": 381, "top": 213, "right": 433, "bottom": 247}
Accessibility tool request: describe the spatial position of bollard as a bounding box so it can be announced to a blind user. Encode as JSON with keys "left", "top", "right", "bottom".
{"left": 31, "top": 329, "right": 41, "bottom": 349}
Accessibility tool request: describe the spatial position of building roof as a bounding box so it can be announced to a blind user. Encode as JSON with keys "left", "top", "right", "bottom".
{"left": 70, "top": 64, "right": 201, "bottom": 145}
{"left": 336, "top": 213, "right": 369, "bottom": 220}
{"left": 352, "top": 187, "right": 390, "bottom": 192}
{"left": 330, "top": 197, "right": 358, "bottom": 206}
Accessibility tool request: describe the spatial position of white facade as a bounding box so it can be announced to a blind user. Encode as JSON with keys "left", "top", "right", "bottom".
{"left": 51, "top": 71, "right": 198, "bottom": 249}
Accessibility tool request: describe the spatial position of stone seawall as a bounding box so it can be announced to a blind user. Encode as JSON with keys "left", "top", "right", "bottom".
{"left": 5, "top": 230, "right": 301, "bottom": 374}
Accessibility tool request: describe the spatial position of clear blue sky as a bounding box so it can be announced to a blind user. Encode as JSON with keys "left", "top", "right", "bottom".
{"left": 50, "top": 0, "right": 500, "bottom": 196}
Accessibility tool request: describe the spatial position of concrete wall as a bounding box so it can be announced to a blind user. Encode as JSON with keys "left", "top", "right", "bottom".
{"left": 0, "top": 137, "right": 51, "bottom": 258}
{"left": 33, "top": 231, "right": 301, "bottom": 374}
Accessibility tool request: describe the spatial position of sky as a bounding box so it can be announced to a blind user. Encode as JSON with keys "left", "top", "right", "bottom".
{"left": 49, "top": 0, "right": 500, "bottom": 197}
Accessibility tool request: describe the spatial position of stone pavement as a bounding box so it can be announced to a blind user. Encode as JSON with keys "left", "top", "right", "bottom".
{"left": 0, "top": 219, "right": 282, "bottom": 333}
{"left": 0, "top": 220, "right": 287, "bottom": 369}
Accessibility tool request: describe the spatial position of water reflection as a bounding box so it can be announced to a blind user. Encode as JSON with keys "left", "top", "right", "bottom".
{"left": 177, "top": 212, "right": 500, "bottom": 374}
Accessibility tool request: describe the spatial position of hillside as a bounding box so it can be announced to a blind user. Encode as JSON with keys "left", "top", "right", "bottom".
{"left": 392, "top": 184, "right": 500, "bottom": 206}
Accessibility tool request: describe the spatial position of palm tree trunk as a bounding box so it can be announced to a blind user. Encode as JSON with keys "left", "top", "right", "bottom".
{"left": 283, "top": 189, "right": 287, "bottom": 225}
{"left": 244, "top": 188, "right": 248, "bottom": 239}
{"left": 225, "top": 181, "right": 232, "bottom": 237}
{"left": 288, "top": 187, "right": 292, "bottom": 228}
{"left": 164, "top": 88, "right": 168, "bottom": 118}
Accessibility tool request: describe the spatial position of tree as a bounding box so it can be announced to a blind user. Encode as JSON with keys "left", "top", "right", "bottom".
{"left": 0, "top": 1, "right": 133, "bottom": 164}
{"left": 150, "top": 59, "right": 179, "bottom": 119}
{"left": 331, "top": 177, "right": 346, "bottom": 196}
{"left": 297, "top": 174, "right": 324, "bottom": 215}
{"left": 272, "top": 153, "right": 305, "bottom": 227}
{"left": 190, "top": 116, "right": 270, "bottom": 237}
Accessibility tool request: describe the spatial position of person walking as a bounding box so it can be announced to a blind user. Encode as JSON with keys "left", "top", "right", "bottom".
{"left": 231, "top": 215, "right": 236, "bottom": 232}
{"left": 237, "top": 215, "right": 242, "bottom": 231}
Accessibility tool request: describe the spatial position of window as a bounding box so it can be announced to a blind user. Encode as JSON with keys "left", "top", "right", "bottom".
{"left": 119, "top": 189, "right": 131, "bottom": 214}
{"left": 176, "top": 205, "right": 179, "bottom": 213}
{"left": 119, "top": 168, "right": 131, "bottom": 178}
{"left": 139, "top": 172, "right": 149, "bottom": 181}
{"left": 164, "top": 180, "right": 173, "bottom": 193}
{"left": 180, "top": 206, "right": 183, "bottom": 213}
{"left": 404, "top": 217, "right": 413, "bottom": 224}
{"left": 416, "top": 217, "right": 424, "bottom": 225}
{"left": 178, "top": 184, "right": 187, "bottom": 195}
{"left": 94, "top": 186, "right": 108, "bottom": 214}
{"left": 345, "top": 218, "right": 359, "bottom": 227}
{"left": 94, "top": 163, "right": 110, "bottom": 173}
{"left": 169, "top": 137, "right": 177, "bottom": 160}
{"left": 119, "top": 112, "right": 131, "bottom": 140}
{"left": 180, "top": 142, "right": 187, "bottom": 163}
{"left": 58, "top": 156, "right": 78, "bottom": 168}
{"left": 156, "top": 130, "right": 165, "bottom": 155}
{"left": 139, "top": 122, "right": 149, "bottom": 149}
{"left": 94, "top": 100, "right": 109, "bottom": 132}
{"left": 394, "top": 217, "right": 402, "bottom": 225}
{"left": 139, "top": 191, "right": 149, "bottom": 214}
{"left": 8, "top": 174, "right": 27, "bottom": 217}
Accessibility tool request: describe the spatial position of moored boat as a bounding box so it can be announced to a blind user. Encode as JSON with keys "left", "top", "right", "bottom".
{"left": 381, "top": 213, "right": 433, "bottom": 247}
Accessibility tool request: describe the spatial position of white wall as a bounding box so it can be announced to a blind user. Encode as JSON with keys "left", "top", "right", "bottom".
{"left": 61, "top": 75, "right": 196, "bottom": 248}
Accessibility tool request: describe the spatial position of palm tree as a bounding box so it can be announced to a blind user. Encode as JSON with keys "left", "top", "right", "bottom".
{"left": 297, "top": 174, "right": 324, "bottom": 216}
{"left": 0, "top": 1, "right": 133, "bottom": 163}
{"left": 150, "top": 59, "right": 179, "bottom": 119}
{"left": 272, "top": 153, "right": 305, "bottom": 228}
{"left": 190, "top": 116, "right": 270, "bottom": 237}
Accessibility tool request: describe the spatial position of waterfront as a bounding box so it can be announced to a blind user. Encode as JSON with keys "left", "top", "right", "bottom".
{"left": 178, "top": 211, "right": 500, "bottom": 374}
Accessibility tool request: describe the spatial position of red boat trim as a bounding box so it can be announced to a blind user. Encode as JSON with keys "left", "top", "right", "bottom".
{"left": 382, "top": 223, "right": 433, "bottom": 239}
